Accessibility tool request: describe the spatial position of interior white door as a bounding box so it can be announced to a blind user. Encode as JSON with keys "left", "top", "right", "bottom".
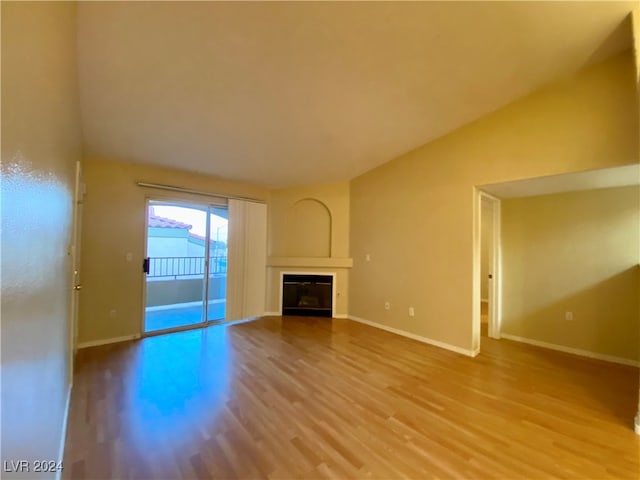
{"left": 69, "top": 160, "right": 83, "bottom": 377}
{"left": 488, "top": 196, "right": 502, "bottom": 339}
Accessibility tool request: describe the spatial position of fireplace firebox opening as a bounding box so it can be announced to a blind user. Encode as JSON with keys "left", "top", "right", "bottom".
{"left": 282, "top": 274, "right": 333, "bottom": 317}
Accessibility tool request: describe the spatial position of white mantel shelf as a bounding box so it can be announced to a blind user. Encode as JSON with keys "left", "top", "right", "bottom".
{"left": 267, "top": 257, "right": 353, "bottom": 268}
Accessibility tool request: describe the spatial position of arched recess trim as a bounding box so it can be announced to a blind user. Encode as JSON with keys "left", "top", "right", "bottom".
{"left": 287, "top": 198, "right": 332, "bottom": 257}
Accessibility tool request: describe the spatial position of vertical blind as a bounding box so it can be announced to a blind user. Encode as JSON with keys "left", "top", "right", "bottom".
{"left": 226, "top": 199, "right": 268, "bottom": 321}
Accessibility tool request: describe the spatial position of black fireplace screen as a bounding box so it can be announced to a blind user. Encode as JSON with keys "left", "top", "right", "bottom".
{"left": 282, "top": 274, "right": 333, "bottom": 317}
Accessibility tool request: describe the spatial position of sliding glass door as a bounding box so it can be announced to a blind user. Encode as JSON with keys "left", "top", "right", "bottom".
{"left": 143, "top": 201, "right": 228, "bottom": 334}
{"left": 206, "top": 206, "right": 228, "bottom": 322}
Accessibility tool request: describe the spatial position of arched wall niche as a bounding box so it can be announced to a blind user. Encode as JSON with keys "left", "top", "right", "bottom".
{"left": 286, "top": 197, "right": 332, "bottom": 257}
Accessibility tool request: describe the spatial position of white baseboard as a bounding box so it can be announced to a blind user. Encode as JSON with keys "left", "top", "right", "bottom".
{"left": 348, "top": 315, "right": 477, "bottom": 357}
{"left": 225, "top": 317, "right": 261, "bottom": 327}
{"left": 500, "top": 333, "right": 640, "bottom": 367}
{"left": 334, "top": 313, "right": 348, "bottom": 319}
{"left": 56, "top": 384, "right": 72, "bottom": 480}
{"left": 78, "top": 334, "right": 141, "bottom": 349}
{"left": 635, "top": 414, "right": 640, "bottom": 435}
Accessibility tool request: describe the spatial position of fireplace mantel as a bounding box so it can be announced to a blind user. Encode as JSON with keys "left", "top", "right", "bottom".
{"left": 266, "top": 258, "right": 351, "bottom": 317}
{"left": 267, "top": 256, "right": 353, "bottom": 268}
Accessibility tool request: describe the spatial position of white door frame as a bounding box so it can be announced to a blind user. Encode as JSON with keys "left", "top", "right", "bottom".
{"left": 69, "top": 160, "right": 83, "bottom": 380}
{"left": 473, "top": 189, "right": 502, "bottom": 351}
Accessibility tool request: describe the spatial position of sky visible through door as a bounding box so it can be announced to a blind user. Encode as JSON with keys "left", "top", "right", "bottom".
{"left": 152, "top": 205, "right": 228, "bottom": 240}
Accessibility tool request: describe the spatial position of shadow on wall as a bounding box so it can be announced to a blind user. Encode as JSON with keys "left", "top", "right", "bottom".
{"left": 504, "top": 266, "right": 640, "bottom": 362}
{"left": 584, "top": 12, "right": 634, "bottom": 66}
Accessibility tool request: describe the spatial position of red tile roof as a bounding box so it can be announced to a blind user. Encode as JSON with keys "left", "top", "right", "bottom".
{"left": 148, "top": 214, "right": 192, "bottom": 229}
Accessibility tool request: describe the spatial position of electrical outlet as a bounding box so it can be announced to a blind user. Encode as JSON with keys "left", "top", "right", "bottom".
{"left": 365, "top": 253, "right": 371, "bottom": 262}
{"left": 384, "top": 302, "right": 390, "bottom": 311}
{"left": 565, "top": 311, "right": 573, "bottom": 321}
{"left": 409, "top": 307, "right": 415, "bottom": 317}
{"left": 109, "top": 309, "right": 117, "bottom": 318}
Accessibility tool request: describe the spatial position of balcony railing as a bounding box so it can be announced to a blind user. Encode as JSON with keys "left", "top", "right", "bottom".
{"left": 148, "top": 256, "right": 227, "bottom": 278}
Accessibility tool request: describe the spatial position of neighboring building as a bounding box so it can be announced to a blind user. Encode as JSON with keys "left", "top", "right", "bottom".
{"left": 147, "top": 210, "right": 228, "bottom": 277}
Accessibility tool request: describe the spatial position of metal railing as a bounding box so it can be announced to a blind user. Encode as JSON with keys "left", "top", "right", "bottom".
{"left": 148, "top": 256, "right": 227, "bottom": 278}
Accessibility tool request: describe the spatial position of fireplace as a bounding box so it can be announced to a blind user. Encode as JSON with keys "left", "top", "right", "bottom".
{"left": 282, "top": 274, "right": 333, "bottom": 317}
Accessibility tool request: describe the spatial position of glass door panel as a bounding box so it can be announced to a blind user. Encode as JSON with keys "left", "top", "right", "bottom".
{"left": 144, "top": 203, "right": 208, "bottom": 333}
{"left": 206, "top": 206, "right": 228, "bottom": 322}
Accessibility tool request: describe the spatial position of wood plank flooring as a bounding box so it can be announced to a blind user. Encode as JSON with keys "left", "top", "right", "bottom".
{"left": 64, "top": 316, "right": 640, "bottom": 479}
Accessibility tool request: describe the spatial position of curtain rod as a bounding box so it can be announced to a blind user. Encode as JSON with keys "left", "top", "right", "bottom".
{"left": 136, "top": 181, "right": 266, "bottom": 204}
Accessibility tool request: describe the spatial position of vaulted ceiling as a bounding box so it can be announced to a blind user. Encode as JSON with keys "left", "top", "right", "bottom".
{"left": 77, "top": 1, "right": 636, "bottom": 188}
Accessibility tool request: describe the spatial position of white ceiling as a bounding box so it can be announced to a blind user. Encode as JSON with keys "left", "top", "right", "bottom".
{"left": 480, "top": 164, "right": 640, "bottom": 198}
{"left": 77, "top": 1, "right": 636, "bottom": 188}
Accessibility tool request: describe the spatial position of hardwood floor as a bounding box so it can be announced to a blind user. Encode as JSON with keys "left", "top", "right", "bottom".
{"left": 64, "top": 316, "right": 640, "bottom": 479}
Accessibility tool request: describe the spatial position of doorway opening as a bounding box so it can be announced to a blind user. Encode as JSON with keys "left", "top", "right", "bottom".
{"left": 143, "top": 200, "right": 228, "bottom": 334}
{"left": 474, "top": 190, "right": 501, "bottom": 352}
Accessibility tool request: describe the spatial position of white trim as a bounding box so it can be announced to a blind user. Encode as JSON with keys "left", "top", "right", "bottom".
{"left": 78, "top": 334, "right": 141, "bottom": 349}
{"left": 278, "top": 271, "right": 337, "bottom": 317}
{"left": 224, "top": 316, "right": 261, "bottom": 327}
{"left": 475, "top": 189, "right": 502, "bottom": 348}
{"left": 69, "top": 160, "right": 83, "bottom": 379}
{"left": 349, "top": 315, "right": 478, "bottom": 357}
{"left": 267, "top": 257, "right": 353, "bottom": 268}
{"left": 635, "top": 414, "right": 640, "bottom": 435}
{"left": 141, "top": 197, "right": 151, "bottom": 336}
{"left": 500, "top": 333, "right": 640, "bottom": 367}
{"left": 480, "top": 298, "right": 489, "bottom": 303}
{"left": 137, "top": 181, "right": 265, "bottom": 204}
{"left": 56, "top": 384, "right": 72, "bottom": 480}
{"left": 333, "top": 313, "right": 348, "bottom": 319}
{"left": 491, "top": 196, "right": 502, "bottom": 340}
{"left": 484, "top": 191, "right": 502, "bottom": 340}
{"left": 145, "top": 298, "right": 225, "bottom": 312}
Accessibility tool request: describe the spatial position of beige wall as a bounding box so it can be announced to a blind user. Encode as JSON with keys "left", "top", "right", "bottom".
{"left": 635, "top": 8, "right": 640, "bottom": 83}
{"left": 78, "top": 157, "right": 269, "bottom": 344}
{"left": 1, "top": 2, "right": 82, "bottom": 476}
{"left": 268, "top": 181, "right": 350, "bottom": 258}
{"left": 266, "top": 182, "right": 351, "bottom": 316}
{"left": 501, "top": 187, "right": 639, "bottom": 362}
{"left": 631, "top": 5, "right": 640, "bottom": 432}
{"left": 349, "top": 52, "right": 638, "bottom": 353}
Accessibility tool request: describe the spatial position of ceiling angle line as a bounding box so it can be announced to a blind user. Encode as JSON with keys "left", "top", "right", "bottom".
{"left": 135, "top": 181, "right": 266, "bottom": 204}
